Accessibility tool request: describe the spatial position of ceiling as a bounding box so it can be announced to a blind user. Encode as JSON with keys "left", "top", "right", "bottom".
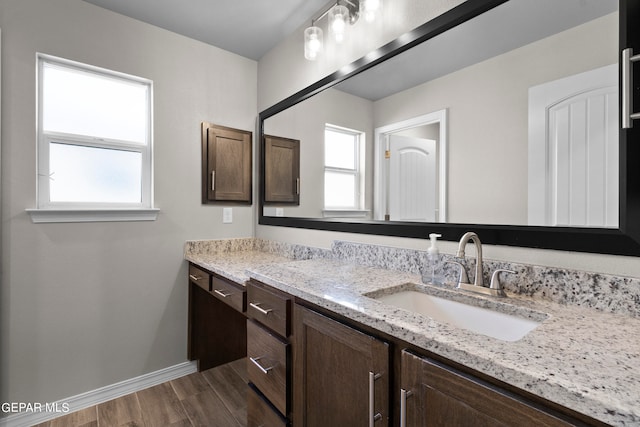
{"left": 82, "top": 0, "right": 330, "bottom": 60}
{"left": 337, "top": 0, "right": 618, "bottom": 101}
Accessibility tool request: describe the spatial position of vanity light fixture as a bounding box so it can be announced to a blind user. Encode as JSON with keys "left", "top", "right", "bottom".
{"left": 304, "top": 0, "right": 380, "bottom": 60}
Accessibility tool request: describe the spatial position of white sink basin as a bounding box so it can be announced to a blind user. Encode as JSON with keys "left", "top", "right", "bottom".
{"left": 372, "top": 289, "right": 543, "bottom": 342}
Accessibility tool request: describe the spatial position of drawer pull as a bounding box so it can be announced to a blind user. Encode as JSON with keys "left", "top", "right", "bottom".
{"left": 623, "top": 47, "right": 640, "bottom": 128}
{"left": 249, "top": 356, "right": 274, "bottom": 374}
{"left": 189, "top": 274, "right": 202, "bottom": 282}
{"left": 369, "top": 371, "right": 382, "bottom": 426}
{"left": 249, "top": 302, "right": 273, "bottom": 315}
{"left": 213, "top": 289, "right": 233, "bottom": 298}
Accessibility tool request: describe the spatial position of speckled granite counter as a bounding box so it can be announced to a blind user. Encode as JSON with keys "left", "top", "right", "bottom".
{"left": 185, "top": 238, "right": 640, "bottom": 426}
{"left": 184, "top": 237, "right": 331, "bottom": 284}
{"left": 247, "top": 259, "right": 640, "bottom": 427}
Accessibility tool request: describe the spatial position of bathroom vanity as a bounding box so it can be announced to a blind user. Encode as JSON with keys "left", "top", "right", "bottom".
{"left": 184, "top": 239, "right": 640, "bottom": 426}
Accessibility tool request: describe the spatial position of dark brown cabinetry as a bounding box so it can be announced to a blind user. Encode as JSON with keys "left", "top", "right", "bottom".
{"left": 264, "top": 135, "right": 300, "bottom": 204}
{"left": 248, "top": 384, "right": 287, "bottom": 427}
{"left": 187, "top": 263, "right": 247, "bottom": 371}
{"left": 197, "top": 277, "right": 604, "bottom": 427}
{"left": 400, "top": 350, "right": 582, "bottom": 427}
{"left": 201, "top": 122, "right": 252, "bottom": 204}
{"left": 246, "top": 280, "right": 292, "bottom": 426}
{"left": 292, "top": 304, "right": 390, "bottom": 427}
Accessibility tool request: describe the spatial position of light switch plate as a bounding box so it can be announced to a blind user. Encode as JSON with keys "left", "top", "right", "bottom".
{"left": 223, "top": 208, "right": 233, "bottom": 223}
{"left": 276, "top": 208, "right": 284, "bottom": 217}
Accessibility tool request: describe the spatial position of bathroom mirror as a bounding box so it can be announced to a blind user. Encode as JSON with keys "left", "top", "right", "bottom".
{"left": 259, "top": 0, "right": 640, "bottom": 256}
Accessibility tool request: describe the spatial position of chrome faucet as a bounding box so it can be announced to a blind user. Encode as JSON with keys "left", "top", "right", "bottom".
{"left": 456, "top": 231, "right": 484, "bottom": 287}
{"left": 454, "top": 232, "right": 513, "bottom": 297}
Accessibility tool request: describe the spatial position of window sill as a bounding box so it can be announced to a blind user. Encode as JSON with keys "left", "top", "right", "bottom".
{"left": 322, "top": 209, "right": 370, "bottom": 219}
{"left": 26, "top": 208, "right": 160, "bottom": 223}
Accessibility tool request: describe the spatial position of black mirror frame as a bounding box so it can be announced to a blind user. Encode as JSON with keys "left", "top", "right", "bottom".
{"left": 259, "top": 0, "right": 640, "bottom": 257}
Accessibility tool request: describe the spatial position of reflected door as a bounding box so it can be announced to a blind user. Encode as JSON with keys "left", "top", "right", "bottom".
{"left": 389, "top": 135, "right": 437, "bottom": 221}
{"left": 528, "top": 64, "right": 618, "bottom": 227}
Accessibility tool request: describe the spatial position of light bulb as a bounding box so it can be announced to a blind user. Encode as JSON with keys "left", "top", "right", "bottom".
{"left": 309, "top": 35, "right": 320, "bottom": 52}
{"left": 329, "top": 5, "right": 348, "bottom": 44}
{"left": 304, "top": 26, "right": 323, "bottom": 60}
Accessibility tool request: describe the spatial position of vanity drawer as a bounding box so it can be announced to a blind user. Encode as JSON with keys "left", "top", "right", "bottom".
{"left": 247, "top": 384, "right": 287, "bottom": 427}
{"left": 247, "top": 281, "right": 291, "bottom": 337}
{"left": 247, "top": 319, "right": 289, "bottom": 415}
{"left": 210, "top": 274, "right": 246, "bottom": 312}
{"left": 188, "top": 264, "right": 210, "bottom": 291}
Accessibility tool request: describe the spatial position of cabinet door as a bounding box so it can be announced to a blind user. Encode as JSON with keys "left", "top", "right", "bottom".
{"left": 201, "top": 122, "right": 252, "bottom": 204}
{"left": 264, "top": 135, "right": 300, "bottom": 204}
{"left": 400, "top": 350, "right": 576, "bottom": 427}
{"left": 292, "top": 304, "right": 389, "bottom": 426}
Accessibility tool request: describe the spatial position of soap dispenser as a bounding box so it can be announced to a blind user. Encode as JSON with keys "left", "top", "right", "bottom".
{"left": 424, "top": 233, "right": 444, "bottom": 285}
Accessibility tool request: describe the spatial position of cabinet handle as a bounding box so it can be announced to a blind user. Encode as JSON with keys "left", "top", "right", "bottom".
{"left": 211, "top": 170, "right": 216, "bottom": 191}
{"left": 213, "top": 289, "right": 233, "bottom": 298}
{"left": 249, "top": 302, "right": 273, "bottom": 315}
{"left": 249, "top": 356, "right": 274, "bottom": 374}
{"left": 296, "top": 177, "right": 300, "bottom": 195}
{"left": 400, "top": 388, "right": 413, "bottom": 427}
{"left": 189, "top": 274, "right": 202, "bottom": 282}
{"left": 623, "top": 47, "right": 640, "bottom": 128}
{"left": 369, "top": 371, "right": 382, "bottom": 426}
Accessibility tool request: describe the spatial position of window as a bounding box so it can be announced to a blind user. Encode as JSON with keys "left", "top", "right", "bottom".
{"left": 324, "top": 125, "right": 365, "bottom": 211}
{"left": 29, "top": 54, "right": 156, "bottom": 222}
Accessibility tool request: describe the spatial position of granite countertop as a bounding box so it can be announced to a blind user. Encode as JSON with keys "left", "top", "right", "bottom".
{"left": 185, "top": 250, "right": 291, "bottom": 285}
{"left": 185, "top": 241, "right": 640, "bottom": 426}
{"left": 246, "top": 258, "right": 640, "bottom": 427}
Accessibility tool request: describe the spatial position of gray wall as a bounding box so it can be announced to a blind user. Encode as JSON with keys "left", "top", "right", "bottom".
{"left": 0, "top": 0, "right": 256, "bottom": 404}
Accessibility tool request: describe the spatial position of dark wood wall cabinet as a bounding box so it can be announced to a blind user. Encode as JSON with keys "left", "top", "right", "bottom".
{"left": 201, "top": 122, "right": 252, "bottom": 204}
{"left": 263, "top": 135, "right": 300, "bottom": 205}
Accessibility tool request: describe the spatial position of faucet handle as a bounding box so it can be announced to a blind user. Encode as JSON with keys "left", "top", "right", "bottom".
{"left": 446, "top": 260, "right": 469, "bottom": 285}
{"left": 490, "top": 269, "right": 516, "bottom": 291}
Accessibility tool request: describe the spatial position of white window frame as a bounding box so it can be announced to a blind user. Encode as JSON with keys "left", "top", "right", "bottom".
{"left": 27, "top": 54, "right": 157, "bottom": 223}
{"left": 323, "top": 124, "right": 367, "bottom": 216}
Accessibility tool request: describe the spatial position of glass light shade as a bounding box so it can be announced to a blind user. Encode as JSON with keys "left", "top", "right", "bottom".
{"left": 361, "top": 0, "right": 382, "bottom": 22}
{"left": 329, "top": 5, "right": 349, "bottom": 43}
{"left": 304, "top": 26, "right": 323, "bottom": 60}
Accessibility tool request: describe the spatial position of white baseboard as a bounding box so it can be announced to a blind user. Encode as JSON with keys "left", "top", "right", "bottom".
{"left": 0, "top": 360, "right": 197, "bottom": 427}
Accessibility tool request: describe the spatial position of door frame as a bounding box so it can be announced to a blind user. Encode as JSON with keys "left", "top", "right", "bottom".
{"left": 373, "top": 109, "right": 448, "bottom": 221}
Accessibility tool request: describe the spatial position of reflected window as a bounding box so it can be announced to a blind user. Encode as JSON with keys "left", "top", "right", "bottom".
{"left": 37, "top": 54, "right": 152, "bottom": 209}
{"left": 324, "top": 125, "right": 364, "bottom": 210}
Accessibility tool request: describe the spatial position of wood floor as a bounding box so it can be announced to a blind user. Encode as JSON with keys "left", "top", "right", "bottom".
{"left": 34, "top": 358, "right": 247, "bottom": 427}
